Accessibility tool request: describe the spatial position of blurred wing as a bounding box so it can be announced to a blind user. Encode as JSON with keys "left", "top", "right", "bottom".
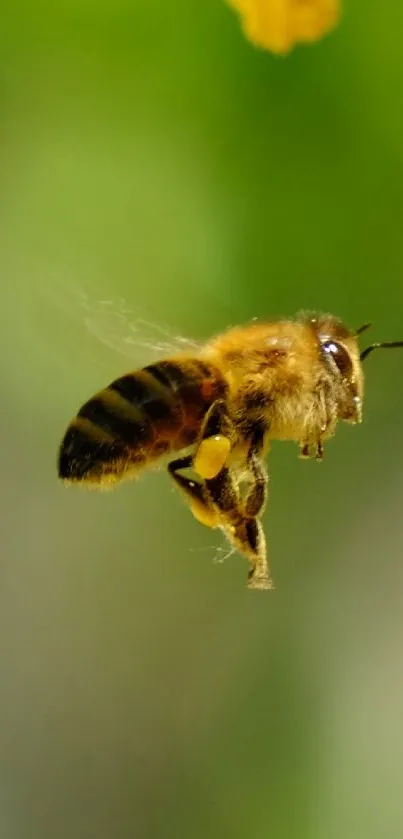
{"left": 79, "top": 290, "right": 199, "bottom": 361}
{"left": 41, "top": 283, "right": 200, "bottom": 375}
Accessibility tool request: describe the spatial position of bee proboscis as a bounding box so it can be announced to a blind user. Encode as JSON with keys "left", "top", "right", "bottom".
{"left": 58, "top": 311, "right": 403, "bottom": 590}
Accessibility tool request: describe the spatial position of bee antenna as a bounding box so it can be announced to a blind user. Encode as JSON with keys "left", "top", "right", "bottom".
{"left": 360, "top": 340, "right": 403, "bottom": 362}
{"left": 355, "top": 322, "right": 372, "bottom": 336}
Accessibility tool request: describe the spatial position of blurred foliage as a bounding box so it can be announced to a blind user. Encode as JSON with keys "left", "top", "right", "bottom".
{"left": 2, "top": 2, "right": 403, "bottom": 838}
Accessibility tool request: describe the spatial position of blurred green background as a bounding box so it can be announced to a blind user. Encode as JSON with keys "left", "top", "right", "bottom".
{"left": 2, "top": 1, "right": 403, "bottom": 837}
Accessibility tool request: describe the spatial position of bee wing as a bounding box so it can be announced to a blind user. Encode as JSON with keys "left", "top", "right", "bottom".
{"left": 41, "top": 283, "right": 200, "bottom": 376}
{"left": 78, "top": 289, "right": 200, "bottom": 363}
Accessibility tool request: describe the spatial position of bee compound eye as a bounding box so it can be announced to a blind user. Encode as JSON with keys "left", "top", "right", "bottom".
{"left": 321, "top": 340, "right": 352, "bottom": 378}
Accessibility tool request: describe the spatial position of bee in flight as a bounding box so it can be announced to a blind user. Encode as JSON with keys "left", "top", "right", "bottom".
{"left": 58, "top": 311, "right": 403, "bottom": 590}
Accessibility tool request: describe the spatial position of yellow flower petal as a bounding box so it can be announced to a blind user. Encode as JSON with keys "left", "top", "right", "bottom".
{"left": 226, "top": 0, "right": 340, "bottom": 54}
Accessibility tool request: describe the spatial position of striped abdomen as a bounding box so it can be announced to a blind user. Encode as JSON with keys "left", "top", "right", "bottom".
{"left": 58, "top": 358, "right": 228, "bottom": 485}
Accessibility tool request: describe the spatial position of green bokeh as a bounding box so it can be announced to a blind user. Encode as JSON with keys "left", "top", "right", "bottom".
{"left": 2, "top": 2, "right": 403, "bottom": 837}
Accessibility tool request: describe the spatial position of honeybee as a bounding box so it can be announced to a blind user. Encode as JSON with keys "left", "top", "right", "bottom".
{"left": 58, "top": 310, "right": 403, "bottom": 591}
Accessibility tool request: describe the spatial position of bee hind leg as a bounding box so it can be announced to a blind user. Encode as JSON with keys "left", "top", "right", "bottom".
{"left": 226, "top": 424, "right": 272, "bottom": 588}
{"left": 193, "top": 399, "right": 234, "bottom": 480}
{"left": 242, "top": 425, "right": 268, "bottom": 518}
{"left": 168, "top": 455, "right": 218, "bottom": 529}
{"left": 220, "top": 513, "right": 272, "bottom": 590}
{"left": 205, "top": 466, "right": 273, "bottom": 591}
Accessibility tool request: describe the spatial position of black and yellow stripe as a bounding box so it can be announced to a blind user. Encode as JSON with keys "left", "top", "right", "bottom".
{"left": 58, "top": 358, "right": 227, "bottom": 485}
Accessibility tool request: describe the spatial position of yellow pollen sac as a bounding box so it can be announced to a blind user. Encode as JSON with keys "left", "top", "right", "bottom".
{"left": 194, "top": 435, "right": 231, "bottom": 480}
{"left": 226, "top": 0, "right": 340, "bottom": 55}
{"left": 189, "top": 499, "right": 219, "bottom": 529}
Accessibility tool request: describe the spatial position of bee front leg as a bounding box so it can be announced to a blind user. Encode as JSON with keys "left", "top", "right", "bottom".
{"left": 299, "top": 441, "right": 312, "bottom": 459}
{"left": 193, "top": 400, "right": 234, "bottom": 481}
{"left": 315, "top": 439, "right": 324, "bottom": 461}
{"left": 299, "top": 439, "right": 324, "bottom": 461}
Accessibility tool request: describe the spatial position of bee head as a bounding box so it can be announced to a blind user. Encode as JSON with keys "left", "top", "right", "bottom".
{"left": 306, "top": 313, "right": 365, "bottom": 424}
{"left": 314, "top": 316, "right": 403, "bottom": 424}
{"left": 320, "top": 335, "right": 363, "bottom": 423}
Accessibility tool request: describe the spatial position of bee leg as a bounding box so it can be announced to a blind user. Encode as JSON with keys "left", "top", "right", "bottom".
{"left": 243, "top": 454, "right": 268, "bottom": 518}
{"left": 228, "top": 516, "right": 273, "bottom": 591}
{"left": 193, "top": 400, "right": 233, "bottom": 480}
{"left": 205, "top": 467, "right": 273, "bottom": 591}
{"left": 242, "top": 437, "right": 272, "bottom": 589}
{"left": 243, "top": 424, "right": 268, "bottom": 518}
{"left": 315, "top": 439, "right": 324, "bottom": 461}
{"left": 168, "top": 456, "right": 218, "bottom": 529}
{"left": 299, "top": 441, "right": 311, "bottom": 459}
